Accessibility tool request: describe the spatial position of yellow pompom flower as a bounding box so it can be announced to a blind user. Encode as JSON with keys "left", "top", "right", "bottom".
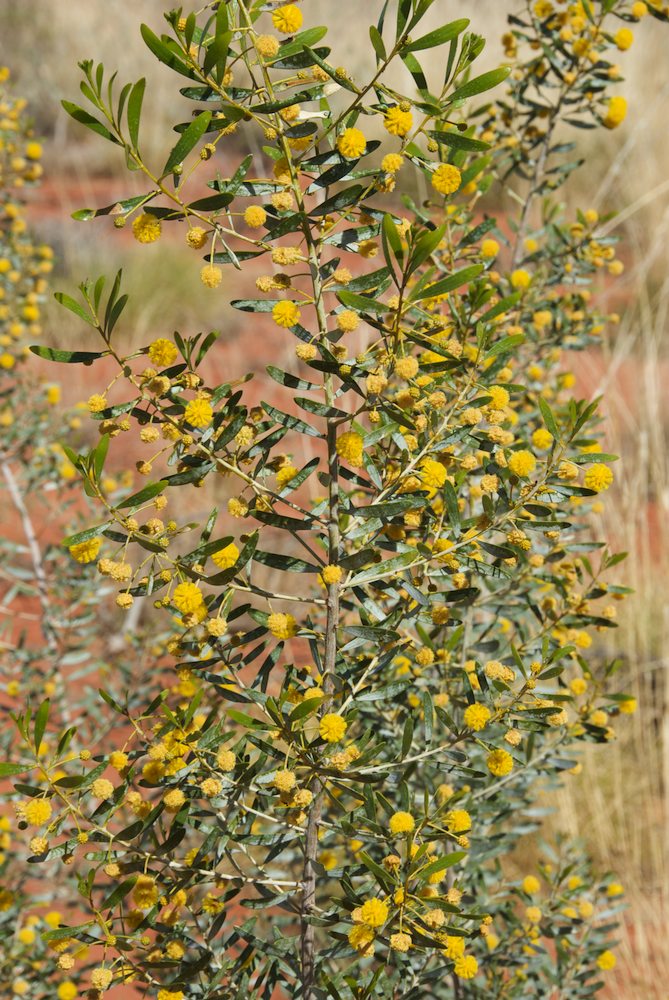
{"left": 211, "top": 542, "right": 239, "bottom": 570}
{"left": 172, "top": 581, "right": 204, "bottom": 614}
{"left": 336, "top": 430, "right": 364, "bottom": 467}
{"left": 431, "top": 163, "right": 462, "bottom": 196}
{"left": 510, "top": 268, "right": 531, "bottom": 289}
{"left": 69, "top": 537, "right": 102, "bottom": 564}
{"left": 184, "top": 398, "right": 213, "bottom": 428}
{"left": 186, "top": 227, "right": 208, "bottom": 249}
{"left": 487, "top": 385, "right": 510, "bottom": 408}
{"left": 481, "top": 238, "right": 500, "bottom": 258}
{"left": 25, "top": 141, "right": 42, "bottom": 160}
{"left": 487, "top": 748, "right": 514, "bottom": 776}
{"left": 632, "top": 1, "right": 648, "bottom": 15}
{"left": 256, "top": 34, "right": 280, "bottom": 58}
{"left": 133, "top": 874, "right": 158, "bottom": 908}
{"left": 200, "top": 264, "right": 223, "bottom": 288}
{"left": 419, "top": 458, "right": 448, "bottom": 496}
{"left": 337, "top": 128, "right": 367, "bottom": 159}
{"left": 463, "top": 704, "right": 491, "bottom": 731}
{"left": 508, "top": 450, "right": 536, "bottom": 478}
{"left": 360, "top": 898, "right": 389, "bottom": 928}
{"left": 216, "top": 748, "right": 236, "bottom": 772}
{"left": 532, "top": 428, "right": 553, "bottom": 450}
{"left": 453, "top": 955, "right": 478, "bottom": 979}
{"left": 163, "top": 788, "right": 186, "bottom": 813}
{"left": 272, "top": 4, "right": 303, "bottom": 34}
{"left": 57, "top": 983, "right": 77, "bottom": 1000}
{"left": 384, "top": 106, "right": 413, "bottom": 136}
{"left": 381, "top": 153, "right": 403, "bottom": 174}
{"left": 148, "top": 338, "right": 178, "bottom": 367}
{"left": 272, "top": 300, "right": 301, "bottom": 327}
{"left": 614, "top": 27, "right": 633, "bottom": 50}
{"left": 319, "top": 713, "right": 347, "bottom": 742}
{"left": 603, "top": 96, "right": 627, "bottom": 129}
{"left": 584, "top": 463, "right": 613, "bottom": 492}
{"left": 597, "top": 950, "right": 616, "bottom": 971}
{"left": 336, "top": 309, "right": 360, "bottom": 333}
{"left": 91, "top": 778, "right": 115, "bottom": 800}
{"left": 389, "top": 811, "right": 415, "bottom": 835}
{"left": 321, "top": 564, "right": 342, "bottom": 585}
{"left": 445, "top": 808, "right": 471, "bottom": 833}
{"left": 132, "top": 213, "right": 162, "bottom": 244}
{"left": 619, "top": 696, "right": 637, "bottom": 714}
{"left": 522, "top": 875, "right": 541, "bottom": 894}
{"left": 90, "top": 968, "right": 113, "bottom": 991}
{"left": 273, "top": 769, "right": 296, "bottom": 792}
{"left": 395, "top": 356, "right": 419, "bottom": 379}
{"left": 24, "top": 799, "right": 52, "bottom": 826}
{"left": 244, "top": 205, "right": 267, "bottom": 228}
{"left": 267, "top": 612, "right": 298, "bottom": 639}
{"left": 390, "top": 931, "right": 412, "bottom": 952}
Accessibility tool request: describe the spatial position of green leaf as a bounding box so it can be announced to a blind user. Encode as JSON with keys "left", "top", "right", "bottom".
{"left": 404, "top": 19, "right": 469, "bottom": 52}
{"left": 369, "top": 25, "right": 387, "bottom": 61}
{"left": 127, "top": 78, "right": 145, "bottom": 148}
{"left": 447, "top": 66, "right": 511, "bottom": 104}
{"left": 30, "top": 346, "right": 105, "bottom": 365}
{"left": 409, "top": 264, "right": 483, "bottom": 301}
{"left": 539, "top": 398, "right": 560, "bottom": 440}
{"left": 118, "top": 481, "right": 168, "bottom": 510}
{"left": 0, "top": 762, "right": 32, "bottom": 778}
{"left": 347, "top": 551, "right": 419, "bottom": 587}
{"left": 54, "top": 291, "right": 96, "bottom": 326}
{"left": 428, "top": 129, "right": 491, "bottom": 152}
{"left": 337, "top": 290, "right": 388, "bottom": 315}
{"left": 140, "top": 24, "right": 196, "bottom": 79}
{"left": 34, "top": 699, "right": 50, "bottom": 753}
{"left": 419, "top": 851, "right": 466, "bottom": 880}
{"left": 101, "top": 879, "right": 137, "bottom": 912}
{"left": 61, "top": 101, "right": 121, "bottom": 144}
{"left": 163, "top": 111, "right": 212, "bottom": 174}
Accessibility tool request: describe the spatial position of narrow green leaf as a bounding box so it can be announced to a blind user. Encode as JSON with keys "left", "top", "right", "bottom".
{"left": 163, "top": 111, "right": 212, "bottom": 174}
{"left": 447, "top": 66, "right": 511, "bottom": 104}
{"left": 404, "top": 19, "right": 469, "bottom": 52}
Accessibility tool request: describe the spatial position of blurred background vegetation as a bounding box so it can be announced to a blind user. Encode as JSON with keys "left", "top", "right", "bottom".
{"left": 2, "top": 1, "right": 668, "bottom": 994}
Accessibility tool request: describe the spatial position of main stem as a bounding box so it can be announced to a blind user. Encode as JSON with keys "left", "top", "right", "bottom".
{"left": 299, "top": 245, "right": 340, "bottom": 996}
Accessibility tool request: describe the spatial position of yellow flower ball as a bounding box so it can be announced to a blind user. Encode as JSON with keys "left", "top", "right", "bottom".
{"left": 272, "top": 4, "right": 303, "bottom": 34}
{"left": 337, "top": 127, "right": 367, "bottom": 159}
{"left": 381, "top": 153, "right": 403, "bottom": 174}
{"left": 211, "top": 542, "right": 239, "bottom": 570}
{"left": 597, "top": 950, "right": 616, "bottom": 971}
{"left": 272, "top": 300, "right": 301, "bottom": 327}
{"left": 200, "top": 264, "right": 223, "bottom": 288}
{"left": 614, "top": 27, "right": 633, "bottom": 50}
{"left": 132, "top": 213, "right": 162, "bottom": 244}
{"left": 603, "top": 96, "right": 627, "bottom": 129}
{"left": 319, "top": 713, "right": 347, "bottom": 742}
{"left": 481, "top": 238, "right": 500, "bottom": 258}
{"left": 148, "top": 338, "right": 178, "bottom": 367}
{"left": 267, "top": 612, "right": 298, "bottom": 639}
{"left": 522, "top": 875, "right": 541, "bottom": 894}
{"left": 584, "top": 463, "right": 613, "bottom": 492}
{"left": 487, "top": 748, "right": 514, "bottom": 776}
{"left": 431, "top": 163, "right": 462, "bottom": 196}
{"left": 184, "top": 398, "right": 213, "bottom": 428}
{"left": 172, "top": 581, "right": 204, "bottom": 614}
{"left": 336, "top": 430, "right": 364, "bottom": 467}
{"left": 463, "top": 704, "right": 491, "bottom": 731}
{"left": 389, "top": 810, "right": 415, "bottom": 835}
{"left": 510, "top": 268, "right": 531, "bottom": 290}
{"left": 508, "top": 450, "right": 536, "bottom": 478}
{"left": 384, "top": 106, "right": 413, "bottom": 137}
{"left": 244, "top": 205, "right": 267, "bottom": 228}
{"left": 360, "top": 898, "right": 388, "bottom": 927}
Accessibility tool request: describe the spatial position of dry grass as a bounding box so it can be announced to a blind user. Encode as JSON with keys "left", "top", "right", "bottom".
{"left": 6, "top": 1, "right": 669, "bottom": 993}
